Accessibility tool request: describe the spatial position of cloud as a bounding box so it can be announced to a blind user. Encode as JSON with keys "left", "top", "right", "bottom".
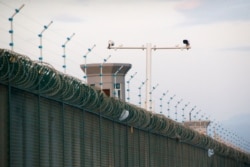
{"left": 53, "top": 14, "right": 84, "bottom": 23}
{"left": 175, "top": 0, "right": 201, "bottom": 10}
{"left": 222, "top": 113, "right": 250, "bottom": 141}
{"left": 176, "top": 0, "right": 250, "bottom": 25}
{"left": 220, "top": 46, "right": 250, "bottom": 52}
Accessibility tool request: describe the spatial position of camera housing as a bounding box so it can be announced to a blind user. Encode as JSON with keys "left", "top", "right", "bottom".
{"left": 183, "top": 39, "right": 190, "bottom": 49}
{"left": 108, "top": 40, "right": 115, "bottom": 49}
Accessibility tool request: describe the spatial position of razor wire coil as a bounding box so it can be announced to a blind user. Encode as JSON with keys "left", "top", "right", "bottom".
{"left": 0, "top": 48, "right": 249, "bottom": 164}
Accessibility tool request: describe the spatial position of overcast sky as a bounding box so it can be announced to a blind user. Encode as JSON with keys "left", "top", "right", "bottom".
{"left": 1, "top": 0, "right": 250, "bottom": 150}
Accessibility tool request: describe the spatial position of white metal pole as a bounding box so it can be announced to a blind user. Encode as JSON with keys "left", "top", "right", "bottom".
{"left": 189, "top": 106, "right": 197, "bottom": 121}
{"left": 114, "top": 74, "right": 117, "bottom": 97}
{"left": 8, "top": 4, "right": 25, "bottom": 51}
{"left": 38, "top": 21, "right": 53, "bottom": 62}
{"left": 83, "top": 44, "right": 96, "bottom": 83}
{"left": 160, "top": 91, "right": 169, "bottom": 114}
{"left": 62, "top": 33, "right": 75, "bottom": 73}
{"left": 174, "top": 99, "right": 183, "bottom": 121}
{"left": 126, "top": 72, "right": 137, "bottom": 102}
{"left": 127, "top": 81, "right": 130, "bottom": 102}
{"left": 138, "top": 79, "right": 147, "bottom": 107}
{"left": 113, "top": 65, "right": 123, "bottom": 98}
{"left": 100, "top": 64, "right": 103, "bottom": 90}
{"left": 149, "top": 83, "right": 159, "bottom": 112}
{"left": 84, "top": 57, "right": 87, "bottom": 80}
{"left": 167, "top": 94, "right": 176, "bottom": 118}
{"left": 145, "top": 43, "right": 152, "bottom": 111}
{"left": 100, "top": 55, "right": 111, "bottom": 91}
{"left": 181, "top": 102, "right": 190, "bottom": 122}
{"left": 63, "top": 47, "right": 66, "bottom": 73}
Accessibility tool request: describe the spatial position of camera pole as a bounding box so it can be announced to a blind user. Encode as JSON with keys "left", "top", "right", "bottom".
{"left": 107, "top": 40, "right": 191, "bottom": 112}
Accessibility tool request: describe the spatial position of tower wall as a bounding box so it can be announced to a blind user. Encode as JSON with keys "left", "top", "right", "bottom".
{"left": 80, "top": 63, "right": 131, "bottom": 101}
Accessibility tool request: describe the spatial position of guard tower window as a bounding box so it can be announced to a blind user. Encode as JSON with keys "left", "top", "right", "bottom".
{"left": 114, "top": 83, "right": 120, "bottom": 89}
{"left": 114, "top": 83, "right": 121, "bottom": 99}
{"left": 117, "top": 90, "right": 121, "bottom": 99}
{"left": 103, "top": 89, "right": 110, "bottom": 97}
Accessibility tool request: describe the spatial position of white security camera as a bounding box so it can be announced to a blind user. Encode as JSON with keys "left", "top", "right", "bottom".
{"left": 208, "top": 149, "right": 214, "bottom": 157}
{"left": 108, "top": 40, "right": 115, "bottom": 49}
{"left": 119, "top": 109, "right": 129, "bottom": 121}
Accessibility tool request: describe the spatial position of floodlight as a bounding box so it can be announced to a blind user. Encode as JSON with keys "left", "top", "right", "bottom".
{"left": 208, "top": 149, "right": 214, "bottom": 157}
{"left": 183, "top": 39, "right": 189, "bottom": 45}
{"left": 183, "top": 39, "right": 190, "bottom": 49}
{"left": 108, "top": 40, "right": 115, "bottom": 49}
{"left": 119, "top": 110, "right": 129, "bottom": 121}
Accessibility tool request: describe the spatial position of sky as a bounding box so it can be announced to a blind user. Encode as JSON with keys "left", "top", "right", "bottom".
{"left": 0, "top": 0, "right": 250, "bottom": 151}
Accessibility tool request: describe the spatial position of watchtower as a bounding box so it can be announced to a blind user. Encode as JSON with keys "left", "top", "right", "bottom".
{"left": 80, "top": 63, "right": 131, "bottom": 101}
{"left": 184, "top": 120, "right": 211, "bottom": 135}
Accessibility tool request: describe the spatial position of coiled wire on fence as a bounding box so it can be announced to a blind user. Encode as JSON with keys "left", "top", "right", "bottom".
{"left": 0, "top": 48, "right": 249, "bottom": 164}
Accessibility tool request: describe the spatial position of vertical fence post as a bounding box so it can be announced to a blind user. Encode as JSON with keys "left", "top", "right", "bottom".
{"left": 38, "top": 21, "right": 53, "bottom": 62}
{"left": 8, "top": 4, "right": 25, "bottom": 51}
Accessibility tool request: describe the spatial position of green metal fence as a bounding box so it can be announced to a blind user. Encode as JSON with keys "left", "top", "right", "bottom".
{"left": 1, "top": 48, "right": 250, "bottom": 167}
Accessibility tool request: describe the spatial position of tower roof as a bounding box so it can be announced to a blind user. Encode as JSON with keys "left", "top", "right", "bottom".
{"left": 80, "top": 63, "right": 132, "bottom": 76}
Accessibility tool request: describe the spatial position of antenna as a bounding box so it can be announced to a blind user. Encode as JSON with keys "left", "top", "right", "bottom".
{"left": 113, "top": 65, "right": 124, "bottom": 98}
{"left": 108, "top": 40, "right": 191, "bottom": 112}
{"left": 138, "top": 79, "right": 148, "bottom": 107}
{"left": 38, "top": 21, "right": 53, "bottom": 62}
{"left": 149, "top": 83, "right": 159, "bottom": 111}
{"left": 174, "top": 99, "right": 183, "bottom": 121}
{"left": 8, "top": 4, "right": 25, "bottom": 51}
{"left": 167, "top": 94, "right": 176, "bottom": 118}
{"left": 62, "top": 33, "right": 75, "bottom": 73}
{"left": 83, "top": 44, "right": 96, "bottom": 83}
{"left": 159, "top": 91, "right": 169, "bottom": 114}
{"left": 126, "top": 72, "right": 137, "bottom": 102}
{"left": 100, "top": 55, "right": 112, "bottom": 91}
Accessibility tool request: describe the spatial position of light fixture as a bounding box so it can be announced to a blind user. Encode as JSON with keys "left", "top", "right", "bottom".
{"left": 208, "top": 149, "right": 214, "bottom": 157}
{"left": 119, "top": 110, "right": 129, "bottom": 121}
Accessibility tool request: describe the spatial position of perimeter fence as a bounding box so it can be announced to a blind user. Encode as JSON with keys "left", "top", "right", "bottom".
{"left": 0, "top": 48, "right": 250, "bottom": 167}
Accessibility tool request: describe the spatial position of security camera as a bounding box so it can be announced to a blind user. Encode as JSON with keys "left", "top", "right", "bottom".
{"left": 119, "top": 110, "right": 129, "bottom": 121}
{"left": 183, "top": 39, "right": 189, "bottom": 45}
{"left": 208, "top": 149, "right": 214, "bottom": 157}
{"left": 108, "top": 40, "right": 115, "bottom": 49}
{"left": 183, "top": 39, "right": 190, "bottom": 49}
